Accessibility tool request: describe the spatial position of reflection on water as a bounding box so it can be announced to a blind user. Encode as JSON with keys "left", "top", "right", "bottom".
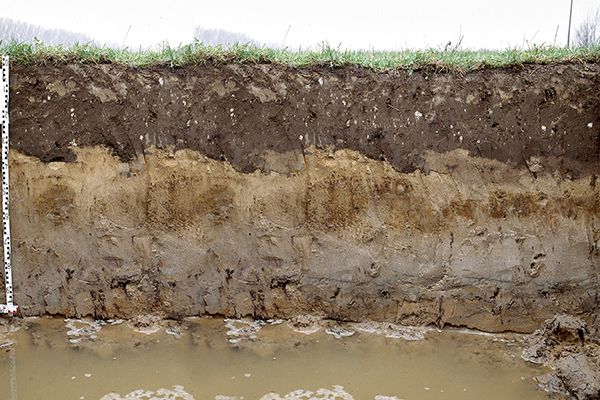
{"left": 0, "top": 316, "right": 552, "bottom": 400}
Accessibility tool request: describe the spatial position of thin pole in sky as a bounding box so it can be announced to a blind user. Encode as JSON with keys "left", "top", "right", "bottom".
{"left": 281, "top": 25, "right": 291, "bottom": 49}
{"left": 567, "top": 0, "right": 574, "bottom": 46}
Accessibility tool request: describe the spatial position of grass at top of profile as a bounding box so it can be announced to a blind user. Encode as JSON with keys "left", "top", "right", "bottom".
{"left": 1, "top": 38, "right": 599, "bottom": 72}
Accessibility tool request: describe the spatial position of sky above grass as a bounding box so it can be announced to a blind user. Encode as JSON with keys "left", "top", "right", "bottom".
{"left": 4, "top": 0, "right": 598, "bottom": 50}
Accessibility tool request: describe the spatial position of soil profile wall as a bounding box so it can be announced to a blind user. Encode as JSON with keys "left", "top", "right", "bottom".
{"left": 1, "top": 62, "right": 599, "bottom": 334}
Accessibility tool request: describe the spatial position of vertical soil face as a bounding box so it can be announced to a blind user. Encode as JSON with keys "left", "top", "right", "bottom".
{"left": 1, "top": 62, "right": 599, "bottom": 334}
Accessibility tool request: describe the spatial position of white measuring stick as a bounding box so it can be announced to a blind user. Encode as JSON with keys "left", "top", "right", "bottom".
{"left": 0, "top": 55, "right": 17, "bottom": 315}
{"left": 9, "top": 342, "right": 17, "bottom": 400}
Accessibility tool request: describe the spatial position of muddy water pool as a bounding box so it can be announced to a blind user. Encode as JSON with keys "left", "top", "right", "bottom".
{"left": 0, "top": 316, "right": 552, "bottom": 400}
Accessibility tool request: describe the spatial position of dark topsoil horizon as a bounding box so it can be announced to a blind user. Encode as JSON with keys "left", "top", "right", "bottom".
{"left": 8, "top": 61, "right": 600, "bottom": 176}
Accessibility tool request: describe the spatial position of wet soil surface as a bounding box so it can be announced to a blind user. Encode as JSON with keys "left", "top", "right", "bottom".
{"left": 523, "top": 315, "right": 600, "bottom": 399}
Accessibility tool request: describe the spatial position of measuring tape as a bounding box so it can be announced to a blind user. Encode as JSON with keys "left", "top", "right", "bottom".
{"left": 9, "top": 342, "right": 17, "bottom": 399}
{"left": 1, "top": 55, "right": 17, "bottom": 315}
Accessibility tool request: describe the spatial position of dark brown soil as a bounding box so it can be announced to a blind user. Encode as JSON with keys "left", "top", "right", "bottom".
{"left": 9, "top": 62, "right": 600, "bottom": 176}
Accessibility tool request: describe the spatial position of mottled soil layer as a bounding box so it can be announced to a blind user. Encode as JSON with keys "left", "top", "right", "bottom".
{"left": 2, "top": 62, "right": 599, "bottom": 334}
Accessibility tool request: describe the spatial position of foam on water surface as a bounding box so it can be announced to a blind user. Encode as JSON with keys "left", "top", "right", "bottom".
{"left": 65, "top": 318, "right": 103, "bottom": 343}
{"left": 225, "top": 318, "right": 264, "bottom": 343}
{"left": 102, "top": 385, "right": 379, "bottom": 400}
{"left": 101, "top": 385, "right": 194, "bottom": 400}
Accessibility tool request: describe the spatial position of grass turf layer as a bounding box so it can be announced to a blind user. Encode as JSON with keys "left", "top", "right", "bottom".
{"left": 1, "top": 39, "right": 599, "bottom": 72}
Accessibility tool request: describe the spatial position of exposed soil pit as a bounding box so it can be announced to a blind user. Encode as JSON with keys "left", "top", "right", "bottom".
{"left": 0, "top": 61, "right": 599, "bottom": 396}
